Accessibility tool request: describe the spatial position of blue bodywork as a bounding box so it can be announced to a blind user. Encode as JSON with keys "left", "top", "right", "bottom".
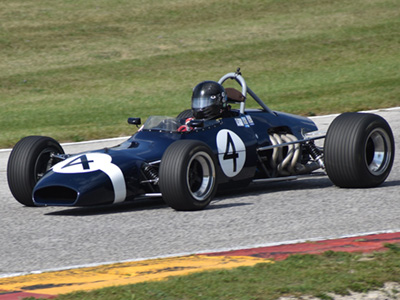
{"left": 33, "top": 108, "right": 318, "bottom": 206}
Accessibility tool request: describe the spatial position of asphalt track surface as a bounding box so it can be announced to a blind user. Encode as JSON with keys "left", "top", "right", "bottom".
{"left": 0, "top": 108, "right": 399, "bottom": 279}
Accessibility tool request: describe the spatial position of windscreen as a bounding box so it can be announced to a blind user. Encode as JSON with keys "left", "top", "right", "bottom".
{"left": 142, "top": 116, "right": 180, "bottom": 132}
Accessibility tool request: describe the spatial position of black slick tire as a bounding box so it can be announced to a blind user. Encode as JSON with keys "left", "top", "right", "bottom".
{"left": 7, "top": 136, "right": 64, "bottom": 206}
{"left": 159, "top": 140, "right": 217, "bottom": 211}
{"left": 177, "top": 109, "right": 193, "bottom": 119}
{"left": 324, "top": 113, "right": 394, "bottom": 188}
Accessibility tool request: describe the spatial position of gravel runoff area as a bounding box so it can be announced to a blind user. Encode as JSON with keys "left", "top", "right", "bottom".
{"left": 279, "top": 282, "right": 400, "bottom": 300}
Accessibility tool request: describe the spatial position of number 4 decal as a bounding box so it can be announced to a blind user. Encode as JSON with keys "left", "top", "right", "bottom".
{"left": 223, "top": 132, "right": 239, "bottom": 173}
{"left": 62, "top": 155, "right": 94, "bottom": 170}
{"left": 216, "top": 129, "right": 246, "bottom": 177}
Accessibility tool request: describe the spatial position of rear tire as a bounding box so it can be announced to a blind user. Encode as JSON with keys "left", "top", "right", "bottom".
{"left": 159, "top": 140, "right": 217, "bottom": 211}
{"left": 324, "top": 113, "right": 394, "bottom": 188}
{"left": 177, "top": 109, "right": 193, "bottom": 119}
{"left": 7, "top": 136, "right": 64, "bottom": 206}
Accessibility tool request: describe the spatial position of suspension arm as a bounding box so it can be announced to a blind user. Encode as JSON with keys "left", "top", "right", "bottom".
{"left": 257, "top": 135, "right": 325, "bottom": 152}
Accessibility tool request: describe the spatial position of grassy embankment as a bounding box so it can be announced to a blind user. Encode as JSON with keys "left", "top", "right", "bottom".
{"left": 1, "top": 0, "right": 399, "bottom": 148}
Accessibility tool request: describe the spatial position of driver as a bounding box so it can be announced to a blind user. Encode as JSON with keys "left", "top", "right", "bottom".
{"left": 178, "top": 81, "right": 233, "bottom": 132}
{"left": 191, "top": 81, "right": 228, "bottom": 119}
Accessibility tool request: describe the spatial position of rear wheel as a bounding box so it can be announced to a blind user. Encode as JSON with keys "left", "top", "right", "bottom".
{"left": 324, "top": 113, "right": 394, "bottom": 188}
{"left": 177, "top": 109, "right": 193, "bottom": 119}
{"left": 159, "top": 140, "right": 217, "bottom": 211}
{"left": 7, "top": 136, "right": 64, "bottom": 206}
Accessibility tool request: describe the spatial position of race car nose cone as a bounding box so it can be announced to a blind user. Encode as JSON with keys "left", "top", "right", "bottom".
{"left": 33, "top": 170, "right": 116, "bottom": 206}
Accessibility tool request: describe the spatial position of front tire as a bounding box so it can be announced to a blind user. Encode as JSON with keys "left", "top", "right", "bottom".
{"left": 324, "top": 113, "right": 394, "bottom": 188}
{"left": 159, "top": 140, "right": 217, "bottom": 211}
{"left": 7, "top": 136, "right": 64, "bottom": 206}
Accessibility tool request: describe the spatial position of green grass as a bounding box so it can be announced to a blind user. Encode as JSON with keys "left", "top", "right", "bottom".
{"left": 1, "top": 0, "right": 399, "bottom": 147}
{"left": 28, "top": 245, "right": 400, "bottom": 300}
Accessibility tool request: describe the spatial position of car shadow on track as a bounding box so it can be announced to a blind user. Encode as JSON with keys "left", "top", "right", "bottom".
{"left": 45, "top": 199, "right": 253, "bottom": 216}
{"left": 381, "top": 179, "right": 400, "bottom": 188}
{"left": 44, "top": 178, "right": 400, "bottom": 216}
{"left": 218, "top": 175, "right": 333, "bottom": 199}
{"left": 221, "top": 177, "right": 400, "bottom": 200}
{"left": 45, "top": 198, "right": 167, "bottom": 216}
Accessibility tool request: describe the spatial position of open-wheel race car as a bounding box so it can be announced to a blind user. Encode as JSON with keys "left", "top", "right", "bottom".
{"left": 7, "top": 70, "right": 395, "bottom": 211}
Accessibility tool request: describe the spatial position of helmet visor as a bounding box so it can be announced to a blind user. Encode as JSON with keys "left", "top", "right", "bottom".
{"left": 192, "top": 96, "right": 215, "bottom": 109}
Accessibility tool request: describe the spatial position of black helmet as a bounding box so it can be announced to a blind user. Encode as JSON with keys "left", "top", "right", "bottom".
{"left": 191, "top": 81, "right": 227, "bottom": 119}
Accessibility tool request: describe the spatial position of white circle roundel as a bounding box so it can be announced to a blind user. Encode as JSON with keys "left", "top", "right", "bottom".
{"left": 216, "top": 129, "right": 246, "bottom": 177}
{"left": 53, "top": 153, "right": 112, "bottom": 174}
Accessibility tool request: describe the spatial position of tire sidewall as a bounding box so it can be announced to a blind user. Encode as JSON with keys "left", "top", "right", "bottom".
{"left": 176, "top": 109, "right": 193, "bottom": 119}
{"left": 184, "top": 146, "right": 217, "bottom": 204}
{"left": 7, "top": 136, "right": 64, "bottom": 206}
{"left": 354, "top": 117, "right": 394, "bottom": 183}
{"left": 159, "top": 140, "right": 217, "bottom": 210}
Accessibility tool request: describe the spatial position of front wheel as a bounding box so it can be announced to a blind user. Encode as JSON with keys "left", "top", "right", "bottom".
{"left": 324, "top": 113, "right": 394, "bottom": 188}
{"left": 159, "top": 140, "right": 217, "bottom": 211}
{"left": 7, "top": 136, "right": 64, "bottom": 206}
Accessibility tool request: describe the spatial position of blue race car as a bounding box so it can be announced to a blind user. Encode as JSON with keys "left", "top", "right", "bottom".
{"left": 7, "top": 70, "right": 395, "bottom": 210}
